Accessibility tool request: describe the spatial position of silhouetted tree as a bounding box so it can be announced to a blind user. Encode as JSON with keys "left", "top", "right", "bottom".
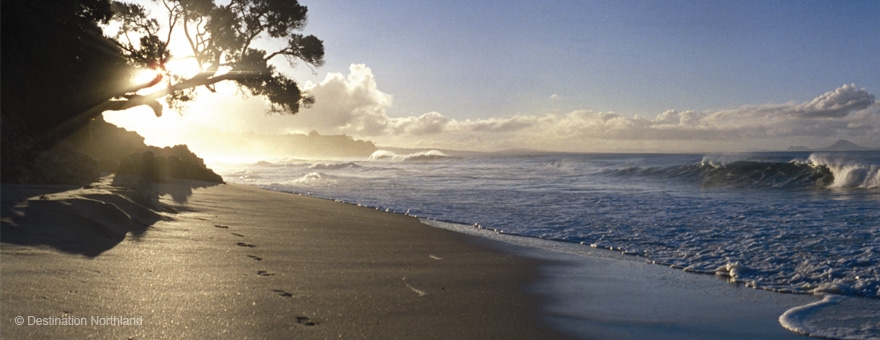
{"left": 105, "top": 0, "right": 324, "bottom": 117}
{"left": 2, "top": 0, "right": 322, "bottom": 138}
{"left": 1, "top": 0, "right": 324, "bottom": 183}
{"left": 1, "top": 0, "right": 134, "bottom": 138}
{"left": 2, "top": 0, "right": 136, "bottom": 182}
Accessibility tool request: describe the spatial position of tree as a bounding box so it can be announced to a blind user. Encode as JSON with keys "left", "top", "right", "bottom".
{"left": 105, "top": 0, "right": 324, "bottom": 117}
{"left": 1, "top": 0, "right": 322, "bottom": 183}
{"left": 1, "top": 0, "right": 134, "bottom": 137}
{"left": 2, "top": 0, "right": 137, "bottom": 182}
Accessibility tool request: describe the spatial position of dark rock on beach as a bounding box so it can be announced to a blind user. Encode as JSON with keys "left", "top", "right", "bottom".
{"left": 117, "top": 147, "right": 224, "bottom": 184}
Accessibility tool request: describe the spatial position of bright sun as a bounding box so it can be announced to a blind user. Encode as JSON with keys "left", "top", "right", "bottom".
{"left": 165, "top": 58, "right": 201, "bottom": 79}
{"left": 130, "top": 58, "right": 201, "bottom": 90}
{"left": 131, "top": 68, "right": 160, "bottom": 86}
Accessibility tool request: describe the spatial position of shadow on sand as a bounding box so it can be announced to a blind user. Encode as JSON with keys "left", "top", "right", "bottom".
{"left": 1, "top": 174, "right": 219, "bottom": 257}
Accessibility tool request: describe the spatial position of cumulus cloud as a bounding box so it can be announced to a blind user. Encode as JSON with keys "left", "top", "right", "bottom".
{"left": 295, "top": 65, "right": 877, "bottom": 151}
{"left": 295, "top": 64, "right": 394, "bottom": 135}
{"left": 795, "top": 84, "right": 875, "bottom": 118}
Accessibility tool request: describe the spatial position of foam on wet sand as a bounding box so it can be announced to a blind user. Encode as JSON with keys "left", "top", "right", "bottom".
{"left": 427, "top": 220, "right": 822, "bottom": 340}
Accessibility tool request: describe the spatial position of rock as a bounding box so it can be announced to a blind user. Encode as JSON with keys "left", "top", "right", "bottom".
{"left": 115, "top": 147, "right": 224, "bottom": 184}
{"left": 116, "top": 151, "right": 163, "bottom": 182}
{"left": 31, "top": 142, "right": 100, "bottom": 185}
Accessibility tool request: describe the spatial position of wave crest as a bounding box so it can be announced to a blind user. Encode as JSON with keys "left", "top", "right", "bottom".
{"left": 697, "top": 159, "right": 834, "bottom": 189}
{"left": 602, "top": 153, "right": 879, "bottom": 190}
{"left": 307, "top": 162, "right": 361, "bottom": 170}
{"left": 289, "top": 172, "right": 336, "bottom": 186}
{"left": 369, "top": 150, "right": 452, "bottom": 162}
{"left": 808, "top": 154, "right": 880, "bottom": 189}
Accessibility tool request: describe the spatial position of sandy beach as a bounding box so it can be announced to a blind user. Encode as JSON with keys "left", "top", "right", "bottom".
{"left": 1, "top": 176, "right": 824, "bottom": 339}
{"left": 1, "top": 177, "right": 571, "bottom": 339}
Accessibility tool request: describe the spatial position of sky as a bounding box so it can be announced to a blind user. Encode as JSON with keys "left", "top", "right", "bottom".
{"left": 104, "top": 0, "right": 880, "bottom": 159}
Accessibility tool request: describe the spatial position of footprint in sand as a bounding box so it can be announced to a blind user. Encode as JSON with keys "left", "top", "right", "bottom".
{"left": 236, "top": 242, "right": 256, "bottom": 248}
{"left": 296, "top": 316, "right": 317, "bottom": 326}
{"left": 214, "top": 224, "right": 229, "bottom": 229}
{"left": 257, "top": 270, "right": 275, "bottom": 276}
{"left": 247, "top": 255, "right": 263, "bottom": 261}
{"left": 272, "top": 289, "right": 293, "bottom": 298}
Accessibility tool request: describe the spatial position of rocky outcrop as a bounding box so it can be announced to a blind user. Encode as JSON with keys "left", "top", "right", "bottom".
{"left": 117, "top": 147, "right": 224, "bottom": 184}
{"left": 74, "top": 117, "right": 224, "bottom": 184}
{"left": 31, "top": 142, "right": 100, "bottom": 184}
{"left": 2, "top": 114, "right": 223, "bottom": 184}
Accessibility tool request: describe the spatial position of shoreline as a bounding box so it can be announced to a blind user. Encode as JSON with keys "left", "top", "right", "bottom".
{"left": 244, "top": 187, "right": 830, "bottom": 338}
{"left": 2, "top": 177, "right": 856, "bottom": 339}
{"left": 1, "top": 178, "right": 572, "bottom": 339}
{"left": 426, "top": 220, "right": 821, "bottom": 340}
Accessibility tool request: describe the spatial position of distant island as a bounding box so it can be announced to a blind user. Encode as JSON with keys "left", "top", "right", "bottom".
{"left": 787, "top": 139, "right": 878, "bottom": 152}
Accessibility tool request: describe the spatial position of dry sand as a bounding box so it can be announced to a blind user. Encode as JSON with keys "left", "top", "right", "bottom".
{"left": 1, "top": 177, "right": 571, "bottom": 339}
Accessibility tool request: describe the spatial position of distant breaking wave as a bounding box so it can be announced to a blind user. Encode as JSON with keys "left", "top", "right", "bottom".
{"left": 697, "top": 159, "right": 835, "bottom": 189}
{"left": 307, "top": 162, "right": 362, "bottom": 170}
{"left": 369, "top": 150, "right": 453, "bottom": 162}
{"left": 606, "top": 153, "right": 879, "bottom": 190}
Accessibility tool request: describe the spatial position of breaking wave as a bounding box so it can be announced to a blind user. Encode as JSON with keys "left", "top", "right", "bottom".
{"left": 369, "top": 150, "right": 453, "bottom": 162}
{"left": 606, "top": 153, "right": 879, "bottom": 190}
{"left": 307, "top": 162, "right": 362, "bottom": 170}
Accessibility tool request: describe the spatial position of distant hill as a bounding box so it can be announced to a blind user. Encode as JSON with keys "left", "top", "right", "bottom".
{"left": 788, "top": 139, "right": 877, "bottom": 152}
{"left": 820, "top": 140, "right": 873, "bottom": 151}
{"left": 786, "top": 146, "right": 811, "bottom": 151}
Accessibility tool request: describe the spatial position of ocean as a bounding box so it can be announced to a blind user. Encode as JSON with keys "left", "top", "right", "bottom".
{"left": 212, "top": 150, "right": 880, "bottom": 339}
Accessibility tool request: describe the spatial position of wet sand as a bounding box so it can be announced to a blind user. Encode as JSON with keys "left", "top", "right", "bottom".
{"left": 1, "top": 178, "right": 570, "bottom": 339}
{"left": 429, "top": 221, "right": 819, "bottom": 340}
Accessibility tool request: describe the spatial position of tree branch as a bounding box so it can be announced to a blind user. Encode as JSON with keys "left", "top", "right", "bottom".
{"left": 104, "top": 72, "right": 241, "bottom": 115}
{"left": 180, "top": 7, "right": 203, "bottom": 68}
{"left": 102, "top": 0, "right": 324, "bottom": 116}
{"left": 264, "top": 48, "right": 293, "bottom": 61}
{"left": 161, "top": 0, "right": 179, "bottom": 52}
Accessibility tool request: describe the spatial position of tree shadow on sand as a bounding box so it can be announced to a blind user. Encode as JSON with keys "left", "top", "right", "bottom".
{"left": 1, "top": 174, "right": 219, "bottom": 257}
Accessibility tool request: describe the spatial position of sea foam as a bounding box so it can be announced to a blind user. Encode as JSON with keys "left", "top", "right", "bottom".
{"left": 780, "top": 295, "right": 880, "bottom": 340}
{"left": 809, "top": 154, "right": 880, "bottom": 189}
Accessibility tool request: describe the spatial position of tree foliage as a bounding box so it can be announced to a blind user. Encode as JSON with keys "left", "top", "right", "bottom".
{"left": 2, "top": 0, "right": 135, "bottom": 182}
{"left": 107, "top": 0, "right": 325, "bottom": 116}
{"left": 1, "top": 0, "right": 323, "bottom": 183}
{"left": 1, "top": 0, "right": 133, "bottom": 136}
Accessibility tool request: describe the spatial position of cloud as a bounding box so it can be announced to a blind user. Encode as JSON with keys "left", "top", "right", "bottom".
{"left": 294, "top": 65, "right": 878, "bottom": 151}
{"left": 296, "top": 64, "right": 394, "bottom": 135}
{"left": 388, "top": 112, "right": 450, "bottom": 135}
{"left": 795, "top": 84, "right": 875, "bottom": 118}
